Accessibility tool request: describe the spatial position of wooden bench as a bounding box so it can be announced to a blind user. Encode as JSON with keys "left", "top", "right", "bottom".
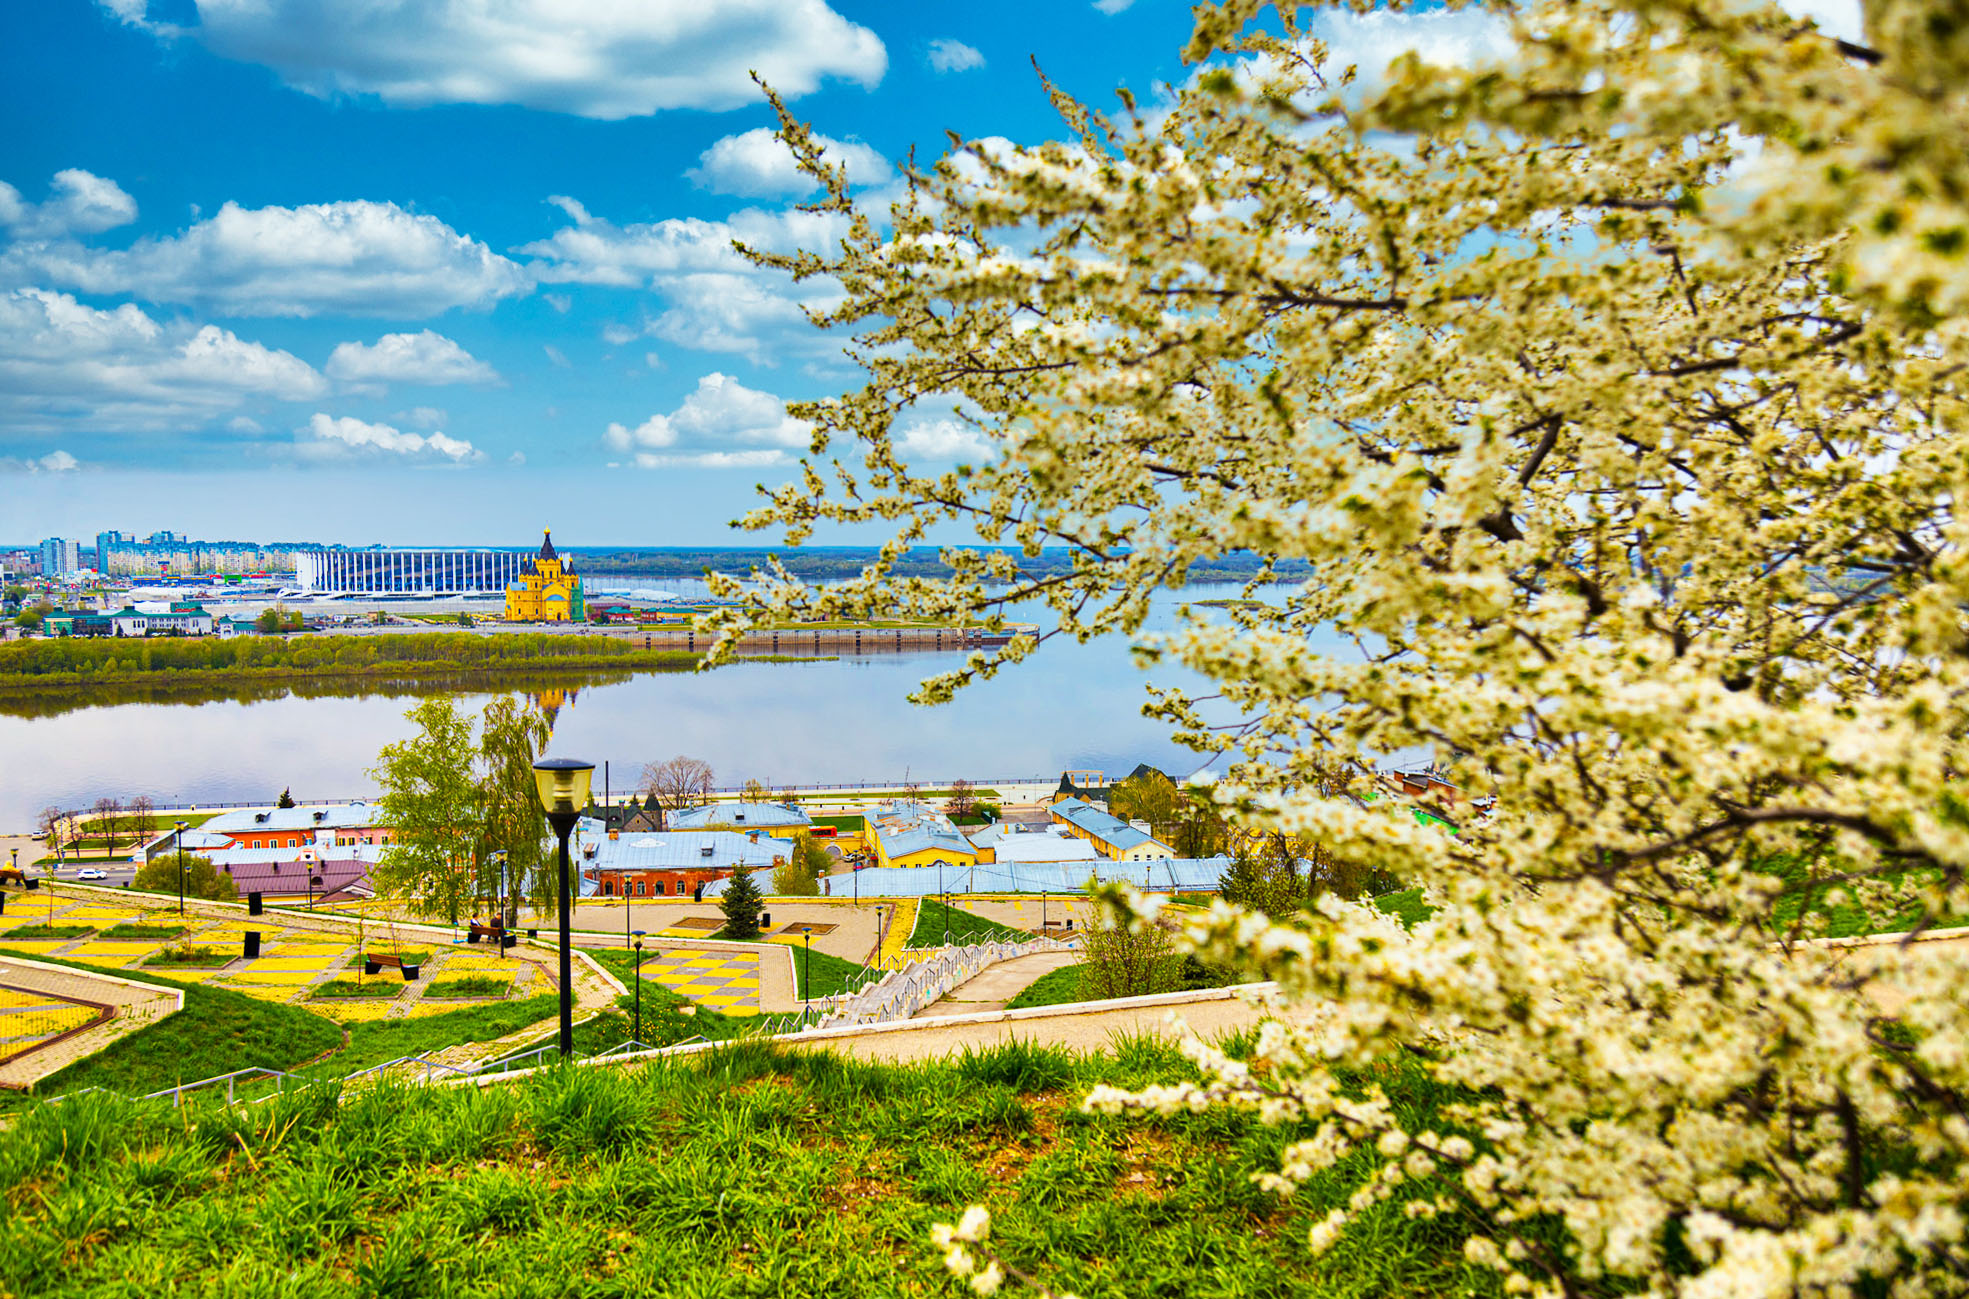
{"left": 363, "top": 952, "right": 422, "bottom": 979}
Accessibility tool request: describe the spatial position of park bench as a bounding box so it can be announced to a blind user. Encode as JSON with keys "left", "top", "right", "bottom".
{"left": 363, "top": 951, "right": 422, "bottom": 979}
{"left": 467, "top": 920, "right": 519, "bottom": 949}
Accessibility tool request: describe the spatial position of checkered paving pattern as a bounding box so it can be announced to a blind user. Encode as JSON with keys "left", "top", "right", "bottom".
{"left": 640, "top": 949, "right": 762, "bottom": 1017}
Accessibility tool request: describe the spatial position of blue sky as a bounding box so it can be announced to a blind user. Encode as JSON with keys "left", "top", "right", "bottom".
{"left": 1, "top": 0, "right": 1228, "bottom": 546}
{"left": 2, "top": 0, "right": 1856, "bottom": 548}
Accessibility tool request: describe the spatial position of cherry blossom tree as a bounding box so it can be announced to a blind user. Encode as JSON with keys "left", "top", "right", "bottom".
{"left": 725, "top": 1, "right": 1969, "bottom": 1294}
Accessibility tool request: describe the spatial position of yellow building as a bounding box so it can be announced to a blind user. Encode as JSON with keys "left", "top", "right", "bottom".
{"left": 504, "top": 530, "right": 585, "bottom": 622}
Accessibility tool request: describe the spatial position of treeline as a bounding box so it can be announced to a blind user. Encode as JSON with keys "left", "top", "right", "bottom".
{"left": 0, "top": 633, "right": 698, "bottom": 689}
{"left": 0, "top": 666, "right": 645, "bottom": 720}
{"left": 568, "top": 546, "right": 1314, "bottom": 584}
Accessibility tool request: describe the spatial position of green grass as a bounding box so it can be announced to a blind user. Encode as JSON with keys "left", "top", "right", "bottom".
{"left": 906, "top": 897, "right": 1029, "bottom": 948}
{"left": 1004, "top": 963, "right": 1090, "bottom": 1010}
{"left": 143, "top": 945, "right": 232, "bottom": 968}
{"left": 1768, "top": 859, "right": 1969, "bottom": 938}
{"left": 787, "top": 943, "right": 875, "bottom": 1000}
{"left": 311, "top": 979, "right": 404, "bottom": 1000}
{"left": 1, "top": 948, "right": 343, "bottom": 1101}
{"left": 424, "top": 975, "right": 511, "bottom": 999}
{"left": 99, "top": 923, "right": 188, "bottom": 940}
{"left": 1372, "top": 888, "right": 1434, "bottom": 929}
{"left": 0, "top": 924, "right": 94, "bottom": 940}
{"left": 0, "top": 1039, "right": 1500, "bottom": 1299}
{"left": 349, "top": 948, "right": 431, "bottom": 968}
{"left": 305, "top": 995, "right": 563, "bottom": 1078}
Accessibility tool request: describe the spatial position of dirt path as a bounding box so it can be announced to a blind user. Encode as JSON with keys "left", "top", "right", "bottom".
{"left": 911, "top": 950, "right": 1081, "bottom": 1019}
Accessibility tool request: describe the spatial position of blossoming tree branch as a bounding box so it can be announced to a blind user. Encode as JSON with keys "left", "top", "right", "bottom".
{"left": 712, "top": 1, "right": 1969, "bottom": 1294}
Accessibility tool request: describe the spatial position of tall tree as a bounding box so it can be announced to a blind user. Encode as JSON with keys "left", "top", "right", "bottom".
{"left": 90, "top": 797, "right": 121, "bottom": 853}
{"left": 641, "top": 756, "right": 714, "bottom": 810}
{"left": 36, "top": 806, "right": 65, "bottom": 862}
{"left": 477, "top": 693, "right": 553, "bottom": 926}
{"left": 730, "top": 4, "right": 1969, "bottom": 1293}
{"left": 370, "top": 698, "right": 482, "bottom": 924}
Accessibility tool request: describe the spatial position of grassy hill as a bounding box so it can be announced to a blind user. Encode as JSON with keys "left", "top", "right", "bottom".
{"left": 0, "top": 1038, "right": 1494, "bottom": 1299}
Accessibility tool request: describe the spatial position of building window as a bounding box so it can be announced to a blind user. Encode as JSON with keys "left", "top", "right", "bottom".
{"left": 635, "top": 881, "right": 646, "bottom": 896}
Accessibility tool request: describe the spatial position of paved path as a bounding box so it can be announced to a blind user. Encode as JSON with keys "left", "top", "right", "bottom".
{"left": 0, "top": 956, "right": 182, "bottom": 1090}
{"left": 912, "top": 950, "right": 1081, "bottom": 1018}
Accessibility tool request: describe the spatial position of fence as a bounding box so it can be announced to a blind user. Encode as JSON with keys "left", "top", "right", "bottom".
{"left": 60, "top": 776, "right": 1065, "bottom": 823}
{"left": 818, "top": 934, "right": 1079, "bottom": 1028}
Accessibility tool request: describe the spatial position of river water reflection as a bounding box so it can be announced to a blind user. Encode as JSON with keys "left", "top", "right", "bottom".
{"left": 0, "top": 585, "right": 1348, "bottom": 827}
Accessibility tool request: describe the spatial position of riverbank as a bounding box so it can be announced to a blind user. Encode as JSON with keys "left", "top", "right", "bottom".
{"left": 0, "top": 631, "right": 699, "bottom": 693}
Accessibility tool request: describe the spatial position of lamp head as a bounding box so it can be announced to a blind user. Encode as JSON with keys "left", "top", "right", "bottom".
{"left": 531, "top": 757, "right": 596, "bottom": 815}
{"left": 175, "top": 820, "right": 188, "bottom": 830}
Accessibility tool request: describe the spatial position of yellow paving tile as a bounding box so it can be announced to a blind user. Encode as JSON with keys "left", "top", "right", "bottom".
{"left": 65, "top": 940, "right": 160, "bottom": 956}
{"left": 263, "top": 943, "right": 349, "bottom": 957}
{"left": 0, "top": 940, "right": 70, "bottom": 954}
{"left": 724, "top": 977, "right": 760, "bottom": 989}
{"left": 223, "top": 970, "right": 322, "bottom": 986}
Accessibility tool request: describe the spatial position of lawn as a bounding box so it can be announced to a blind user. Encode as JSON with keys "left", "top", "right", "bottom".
{"left": 1, "top": 948, "right": 343, "bottom": 1102}
{"left": 1004, "top": 962, "right": 1089, "bottom": 1010}
{"left": 424, "top": 975, "right": 511, "bottom": 999}
{"left": 302, "top": 995, "right": 565, "bottom": 1078}
{"left": 311, "top": 979, "right": 403, "bottom": 1000}
{"left": 786, "top": 942, "right": 875, "bottom": 1000}
{"left": 906, "top": 897, "right": 1029, "bottom": 948}
{"left": 99, "top": 924, "right": 188, "bottom": 940}
{"left": 0, "top": 1038, "right": 1500, "bottom": 1299}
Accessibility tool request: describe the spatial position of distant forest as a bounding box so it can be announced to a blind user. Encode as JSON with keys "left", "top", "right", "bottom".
{"left": 566, "top": 547, "right": 1315, "bottom": 584}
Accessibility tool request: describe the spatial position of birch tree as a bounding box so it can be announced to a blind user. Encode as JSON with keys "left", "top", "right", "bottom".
{"left": 371, "top": 697, "right": 482, "bottom": 925}
{"left": 723, "top": 1, "right": 1969, "bottom": 1294}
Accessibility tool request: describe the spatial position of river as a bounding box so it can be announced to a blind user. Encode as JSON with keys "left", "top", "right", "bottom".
{"left": 0, "top": 584, "right": 1347, "bottom": 828}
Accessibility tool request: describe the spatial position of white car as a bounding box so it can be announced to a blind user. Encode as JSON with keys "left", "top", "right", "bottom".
{"left": 77, "top": 868, "right": 108, "bottom": 881}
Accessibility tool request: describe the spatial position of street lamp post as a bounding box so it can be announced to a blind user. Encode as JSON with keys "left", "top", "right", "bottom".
{"left": 174, "top": 819, "right": 188, "bottom": 915}
{"left": 802, "top": 926, "right": 812, "bottom": 1017}
{"left": 532, "top": 756, "right": 596, "bottom": 1059}
{"left": 631, "top": 930, "right": 646, "bottom": 1045}
{"left": 935, "top": 858, "right": 948, "bottom": 945}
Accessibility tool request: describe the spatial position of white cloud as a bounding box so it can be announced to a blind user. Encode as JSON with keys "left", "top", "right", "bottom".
{"left": 1, "top": 199, "right": 528, "bottom": 317}
{"left": 521, "top": 199, "right": 851, "bottom": 363}
{"left": 603, "top": 371, "right": 810, "bottom": 468}
{"left": 227, "top": 415, "right": 264, "bottom": 433}
{"left": 0, "top": 450, "right": 82, "bottom": 474}
{"left": 0, "top": 287, "right": 326, "bottom": 431}
{"left": 507, "top": 450, "right": 526, "bottom": 466}
{"left": 895, "top": 416, "right": 991, "bottom": 462}
{"left": 642, "top": 271, "right": 844, "bottom": 366}
{"left": 1091, "top": 0, "right": 1135, "bottom": 13}
{"left": 543, "top": 344, "right": 571, "bottom": 368}
{"left": 325, "top": 330, "right": 499, "bottom": 387}
{"left": 1308, "top": 8, "right": 1515, "bottom": 89}
{"left": 113, "top": 0, "right": 884, "bottom": 119}
{"left": 523, "top": 196, "right": 849, "bottom": 286}
{"left": 927, "top": 39, "right": 985, "bottom": 74}
{"left": 685, "top": 127, "right": 889, "bottom": 198}
{"left": 0, "top": 170, "right": 139, "bottom": 239}
{"left": 300, "top": 412, "right": 482, "bottom": 462}
{"left": 397, "top": 406, "right": 447, "bottom": 429}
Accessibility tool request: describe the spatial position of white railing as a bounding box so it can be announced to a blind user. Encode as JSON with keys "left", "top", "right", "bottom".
{"left": 818, "top": 935, "right": 1078, "bottom": 1028}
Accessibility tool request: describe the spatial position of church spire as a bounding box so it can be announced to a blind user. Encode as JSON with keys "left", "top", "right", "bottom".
{"left": 538, "top": 528, "right": 557, "bottom": 563}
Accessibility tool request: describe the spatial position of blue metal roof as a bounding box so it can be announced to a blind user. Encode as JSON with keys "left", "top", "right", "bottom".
{"left": 573, "top": 824, "right": 787, "bottom": 874}
{"left": 1050, "top": 798, "right": 1166, "bottom": 853}
{"left": 875, "top": 823, "right": 976, "bottom": 860}
{"left": 668, "top": 802, "right": 812, "bottom": 830}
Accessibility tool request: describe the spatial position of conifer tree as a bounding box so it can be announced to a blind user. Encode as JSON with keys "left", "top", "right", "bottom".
{"left": 718, "top": 867, "right": 764, "bottom": 940}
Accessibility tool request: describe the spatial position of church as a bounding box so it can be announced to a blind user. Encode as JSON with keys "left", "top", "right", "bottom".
{"left": 504, "top": 530, "right": 585, "bottom": 622}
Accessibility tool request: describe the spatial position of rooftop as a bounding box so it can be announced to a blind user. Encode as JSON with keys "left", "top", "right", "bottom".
{"left": 574, "top": 825, "right": 788, "bottom": 873}
{"left": 667, "top": 802, "right": 812, "bottom": 831}
{"left": 199, "top": 803, "right": 382, "bottom": 835}
{"left": 1050, "top": 797, "right": 1167, "bottom": 852}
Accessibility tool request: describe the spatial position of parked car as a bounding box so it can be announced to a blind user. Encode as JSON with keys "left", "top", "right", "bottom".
{"left": 77, "top": 868, "right": 107, "bottom": 881}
